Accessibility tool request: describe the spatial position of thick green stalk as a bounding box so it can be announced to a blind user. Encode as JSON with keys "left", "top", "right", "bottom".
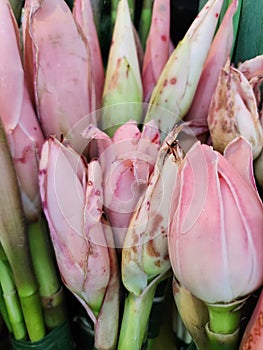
{"left": 0, "top": 121, "right": 45, "bottom": 341}
{"left": 28, "top": 218, "right": 67, "bottom": 330}
{"left": 117, "top": 284, "right": 157, "bottom": 350}
{"left": 205, "top": 298, "right": 246, "bottom": 350}
{"left": 0, "top": 284, "right": 12, "bottom": 332}
{"left": 0, "top": 259, "right": 26, "bottom": 340}
{"left": 138, "top": 0, "right": 153, "bottom": 51}
{"left": 118, "top": 270, "right": 171, "bottom": 350}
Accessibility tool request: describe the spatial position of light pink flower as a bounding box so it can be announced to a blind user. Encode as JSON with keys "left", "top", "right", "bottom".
{"left": 0, "top": 0, "right": 44, "bottom": 222}
{"left": 83, "top": 120, "right": 160, "bottom": 248}
{"left": 168, "top": 137, "right": 263, "bottom": 304}
{"left": 39, "top": 137, "right": 119, "bottom": 349}
{"left": 23, "top": 0, "right": 96, "bottom": 153}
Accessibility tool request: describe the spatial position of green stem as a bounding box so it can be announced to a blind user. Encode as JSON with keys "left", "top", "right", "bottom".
{"left": 138, "top": 0, "right": 153, "bottom": 51}
{"left": 205, "top": 298, "right": 246, "bottom": 350}
{"left": 0, "top": 259, "right": 26, "bottom": 340}
{"left": 118, "top": 269, "right": 171, "bottom": 350}
{"left": 28, "top": 217, "right": 67, "bottom": 329}
{"left": 0, "top": 284, "right": 12, "bottom": 333}
{"left": 117, "top": 285, "right": 157, "bottom": 350}
{"left": 0, "top": 121, "right": 45, "bottom": 341}
{"left": 205, "top": 325, "right": 239, "bottom": 350}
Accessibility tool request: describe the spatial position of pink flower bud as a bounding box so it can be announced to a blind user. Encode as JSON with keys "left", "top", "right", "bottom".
{"left": 83, "top": 120, "right": 160, "bottom": 248}
{"left": 0, "top": 0, "right": 44, "bottom": 222}
{"left": 23, "top": 0, "right": 96, "bottom": 152}
{"left": 39, "top": 137, "right": 119, "bottom": 349}
{"left": 168, "top": 138, "right": 263, "bottom": 304}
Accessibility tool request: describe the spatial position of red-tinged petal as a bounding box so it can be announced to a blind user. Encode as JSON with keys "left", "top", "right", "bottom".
{"left": 73, "top": 0, "right": 105, "bottom": 108}
{"left": 185, "top": 0, "right": 238, "bottom": 126}
{"left": 24, "top": 0, "right": 96, "bottom": 148}
{"left": 142, "top": 0, "right": 171, "bottom": 102}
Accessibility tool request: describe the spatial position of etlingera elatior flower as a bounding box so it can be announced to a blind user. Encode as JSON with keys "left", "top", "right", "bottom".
{"left": 168, "top": 137, "right": 263, "bottom": 304}
{"left": 82, "top": 120, "right": 161, "bottom": 248}
{"left": 0, "top": 0, "right": 44, "bottom": 222}
{"left": 39, "top": 136, "right": 119, "bottom": 350}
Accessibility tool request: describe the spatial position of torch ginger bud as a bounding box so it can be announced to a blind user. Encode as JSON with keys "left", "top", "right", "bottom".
{"left": 168, "top": 137, "right": 263, "bottom": 304}
{"left": 207, "top": 59, "right": 263, "bottom": 159}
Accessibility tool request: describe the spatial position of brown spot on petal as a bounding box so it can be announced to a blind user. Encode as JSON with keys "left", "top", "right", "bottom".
{"left": 170, "top": 77, "right": 177, "bottom": 85}
{"left": 155, "top": 260, "right": 161, "bottom": 267}
{"left": 161, "top": 35, "right": 167, "bottom": 42}
{"left": 147, "top": 239, "right": 160, "bottom": 257}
